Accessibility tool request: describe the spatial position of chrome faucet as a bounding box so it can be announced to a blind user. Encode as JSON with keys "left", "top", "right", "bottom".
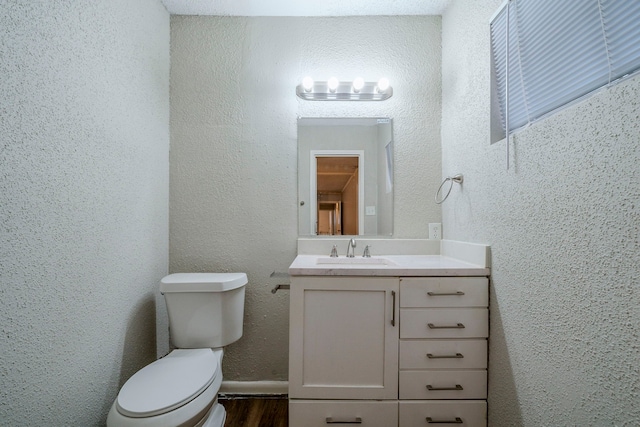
{"left": 330, "top": 245, "right": 338, "bottom": 257}
{"left": 346, "top": 238, "right": 357, "bottom": 258}
{"left": 362, "top": 245, "right": 371, "bottom": 258}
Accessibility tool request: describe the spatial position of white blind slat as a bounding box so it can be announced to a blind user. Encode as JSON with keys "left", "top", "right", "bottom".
{"left": 602, "top": 0, "right": 640, "bottom": 79}
{"left": 490, "top": 0, "right": 640, "bottom": 134}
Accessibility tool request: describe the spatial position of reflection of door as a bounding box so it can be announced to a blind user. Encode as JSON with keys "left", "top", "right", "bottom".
{"left": 317, "top": 157, "right": 356, "bottom": 235}
{"left": 317, "top": 202, "right": 341, "bottom": 235}
{"left": 311, "top": 151, "right": 364, "bottom": 236}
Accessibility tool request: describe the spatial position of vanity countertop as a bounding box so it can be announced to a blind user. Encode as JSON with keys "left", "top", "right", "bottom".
{"left": 288, "top": 254, "right": 490, "bottom": 277}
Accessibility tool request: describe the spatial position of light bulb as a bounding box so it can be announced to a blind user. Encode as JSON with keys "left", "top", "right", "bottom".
{"left": 352, "top": 77, "right": 365, "bottom": 93}
{"left": 302, "top": 76, "right": 314, "bottom": 92}
{"left": 377, "top": 77, "right": 390, "bottom": 93}
{"left": 328, "top": 77, "right": 339, "bottom": 92}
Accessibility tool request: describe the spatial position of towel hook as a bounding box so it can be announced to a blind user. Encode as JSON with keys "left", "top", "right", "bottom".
{"left": 435, "top": 174, "right": 463, "bottom": 204}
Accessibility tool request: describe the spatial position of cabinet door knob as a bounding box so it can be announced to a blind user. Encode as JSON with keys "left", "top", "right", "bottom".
{"left": 325, "top": 417, "right": 363, "bottom": 424}
{"left": 427, "top": 322, "right": 465, "bottom": 329}
{"left": 426, "top": 417, "right": 463, "bottom": 424}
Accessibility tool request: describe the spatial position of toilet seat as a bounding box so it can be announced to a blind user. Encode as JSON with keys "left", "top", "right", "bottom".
{"left": 116, "top": 349, "right": 219, "bottom": 418}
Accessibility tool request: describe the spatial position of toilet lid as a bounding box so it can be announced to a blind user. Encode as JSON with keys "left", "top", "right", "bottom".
{"left": 116, "top": 349, "right": 218, "bottom": 418}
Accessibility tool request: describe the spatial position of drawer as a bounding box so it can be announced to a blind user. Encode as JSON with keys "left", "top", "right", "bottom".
{"left": 400, "top": 277, "right": 488, "bottom": 308}
{"left": 289, "top": 400, "right": 398, "bottom": 427}
{"left": 400, "top": 308, "right": 488, "bottom": 339}
{"left": 399, "top": 370, "right": 487, "bottom": 400}
{"left": 399, "top": 400, "right": 487, "bottom": 427}
{"left": 399, "top": 339, "right": 487, "bottom": 369}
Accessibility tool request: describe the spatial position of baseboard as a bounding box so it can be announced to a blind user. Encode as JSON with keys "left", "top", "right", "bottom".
{"left": 219, "top": 381, "right": 289, "bottom": 397}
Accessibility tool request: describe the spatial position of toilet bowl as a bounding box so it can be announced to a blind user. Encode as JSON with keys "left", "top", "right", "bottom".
{"left": 107, "top": 273, "right": 247, "bottom": 427}
{"left": 107, "top": 349, "right": 225, "bottom": 426}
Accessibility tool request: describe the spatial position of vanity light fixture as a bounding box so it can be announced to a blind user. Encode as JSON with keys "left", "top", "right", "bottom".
{"left": 376, "top": 77, "right": 390, "bottom": 93}
{"left": 352, "top": 77, "right": 365, "bottom": 93}
{"left": 327, "top": 77, "right": 339, "bottom": 93}
{"left": 296, "top": 76, "right": 393, "bottom": 101}
{"left": 302, "top": 76, "right": 314, "bottom": 92}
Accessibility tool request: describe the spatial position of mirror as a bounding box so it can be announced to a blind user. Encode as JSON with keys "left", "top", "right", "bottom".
{"left": 298, "top": 117, "right": 393, "bottom": 236}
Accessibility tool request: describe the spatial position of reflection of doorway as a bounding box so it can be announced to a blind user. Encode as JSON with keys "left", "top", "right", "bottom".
{"left": 315, "top": 155, "right": 360, "bottom": 235}
{"left": 310, "top": 150, "right": 364, "bottom": 236}
{"left": 317, "top": 202, "right": 341, "bottom": 235}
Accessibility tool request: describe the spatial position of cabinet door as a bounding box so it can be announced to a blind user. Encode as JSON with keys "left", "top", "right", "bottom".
{"left": 289, "top": 277, "right": 399, "bottom": 400}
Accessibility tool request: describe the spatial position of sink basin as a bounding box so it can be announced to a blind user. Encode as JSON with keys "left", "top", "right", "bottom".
{"left": 316, "top": 257, "right": 397, "bottom": 266}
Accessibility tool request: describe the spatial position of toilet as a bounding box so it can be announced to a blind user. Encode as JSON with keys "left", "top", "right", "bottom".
{"left": 107, "top": 272, "right": 247, "bottom": 427}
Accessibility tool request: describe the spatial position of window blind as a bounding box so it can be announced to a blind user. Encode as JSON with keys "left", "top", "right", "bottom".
{"left": 490, "top": 0, "right": 640, "bottom": 135}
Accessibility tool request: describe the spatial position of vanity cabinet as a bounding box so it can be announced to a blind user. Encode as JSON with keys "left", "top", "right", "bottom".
{"left": 289, "top": 275, "right": 488, "bottom": 427}
{"left": 399, "top": 277, "right": 488, "bottom": 427}
{"left": 289, "top": 276, "right": 399, "bottom": 426}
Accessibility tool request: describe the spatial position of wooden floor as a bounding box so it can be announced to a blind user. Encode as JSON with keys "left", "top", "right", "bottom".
{"left": 220, "top": 397, "right": 288, "bottom": 427}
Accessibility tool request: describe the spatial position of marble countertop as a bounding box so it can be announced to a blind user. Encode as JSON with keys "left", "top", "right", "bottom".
{"left": 288, "top": 254, "right": 490, "bottom": 277}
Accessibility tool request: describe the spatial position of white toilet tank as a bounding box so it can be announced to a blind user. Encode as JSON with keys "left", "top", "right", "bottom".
{"left": 160, "top": 273, "right": 247, "bottom": 349}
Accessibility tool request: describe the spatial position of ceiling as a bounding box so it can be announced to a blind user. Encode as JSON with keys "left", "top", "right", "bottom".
{"left": 317, "top": 157, "right": 359, "bottom": 194}
{"left": 161, "top": 0, "right": 452, "bottom": 16}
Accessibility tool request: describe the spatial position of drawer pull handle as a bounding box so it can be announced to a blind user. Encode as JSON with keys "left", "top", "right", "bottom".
{"left": 391, "top": 290, "right": 396, "bottom": 327}
{"left": 426, "top": 416, "right": 464, "bottom": 424}
{"left": 428, "top": 323, "right": 465, "bottom": 329}
{"left": 325, "top": 417, "right": 363, "bottom": 424}
{"left": 426, "top": 384, "right": 464, "bottom": 391}
{"left": 427, "top": 352, "right": 464, "bottom": 359}
{"left": 427, "top": 291, "right": 465, "bottom": 296}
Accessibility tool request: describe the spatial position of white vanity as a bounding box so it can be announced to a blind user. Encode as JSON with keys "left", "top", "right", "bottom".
{"left": 288, "top": 239, "right": 490, "bottom": 427}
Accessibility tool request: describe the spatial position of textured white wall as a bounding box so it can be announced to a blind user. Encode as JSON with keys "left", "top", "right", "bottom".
{"left": 169, "top": 16, "right": 442, "bottom": 380}
{"left": 442, "top": 1, "right": 640, "bottom": 425}
{"left": 0, "top": 1, "right": 169, "bottom": 425}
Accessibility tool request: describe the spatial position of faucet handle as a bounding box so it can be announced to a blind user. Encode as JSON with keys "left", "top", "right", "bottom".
{"left": 330, "top": 245, "right": 338, "bottom": 257}
{"left": 363, "top": 245, "right": 371, "bottom": 258}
